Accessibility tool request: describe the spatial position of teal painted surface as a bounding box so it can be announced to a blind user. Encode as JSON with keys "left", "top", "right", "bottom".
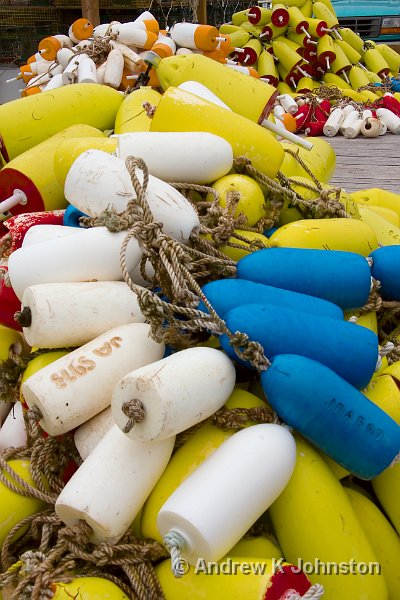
{"left": 332, "top": 0, "right": 400, "bottom": 18}
{"left": 332, "top": 0, "right": 400, "bottom": 40}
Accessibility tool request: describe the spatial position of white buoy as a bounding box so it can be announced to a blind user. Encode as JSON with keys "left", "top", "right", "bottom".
{"left": 117, "top": 131, "right": 233, "bottom": 184}
{"left": 109, "top": 41, "right": 143, "bottom": 74}
{"left": 27, "top": 72, "right": 50, "bottom": 87}
{"left": 339, "top": 106, "right": 357, "bottom": 134}
{"left": 323, "top": 107, "right": 345, "bottom": 137}
{"left": 29, "top": 60, "right": 53, "bottom": 76}
{"left": 158, "top": 424, "right": 296, "bottom": 565}
{"left": 273, "top": 104, "right": 285, "bottom": 121}
{"left": 96, "top": 62, "right": 107, "bottom": 85}
{"left": 56, "top": 47, "right": 75, "bottom": 69}
{"left": 22, "top": 224, "right": 79, "bottom": 247}
{"left": 21, "top": 224, "right": 154, "bottom": 289}
{"left": 20, "top": 281, "right": 146, "bottom": 348}
{"left": 62, "top": 55, "right": 80, "bottom": 85}
{"left": 64, "top": 150, "right": 200, "bottom": 244}
{"left": 361, "top": 117, "right": 381, "bottom": 138}
{"left": 0, "top": 402, "right": 27, "bottom": 452}
{"left": 43, "top": 73, "right": 64, "bottom": 91}
{"left": 343, "top": 113, "right": 364, "bottom": 138}
{"left": 376, "top": 108, "right": 400, "bottom": 134}
{"left": 93, "top": 23, "right": 113, "bottom": 39}
{"left": 74, "top": 406, "right": 114, "bottom": 460}
{"left": 104, "top": 49, "right": 124, "bottom": 89}
{"left": 170, "top": 23, "right": 216, "bottom": 51}
{"left": 56, "top": 425, "right": 174, "bottom": 543}
{"left": 378, "top": 120, "right": 388, "bottom": 135}
{"left": 110, "top": 23, "right": 156, "bottom": 49}
{"left": 54, "top": 34, "right": 73, "bottom": 49}
{"left": 278, "top": 93, "right": 298, "bottom": 115}
{"left": 8, "top": 226, "right": 142, "bottom": 300}
{"left": 78, "top": 56, "right": 98, "bottom": 84}
{"left": 112, "top": 347, "right": 236, "bottom": 442}
{"left": 21, "top": 323, "right": 164, "bottom": 436}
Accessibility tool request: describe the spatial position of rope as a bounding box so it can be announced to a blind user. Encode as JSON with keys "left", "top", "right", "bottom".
{"left": 13, "top": 307, "right": 31, "bottom": 328}
{"left": 163, "top": 531, "right": 187, "bottom": 578}
{"left": 359, "top": 279, "right": 383, "bottom": 314}
{"left": 211, "top": 405, "right": 277, "bottom": 430}
{"left": 0, "top": 233, "right": 12, "bottom": 259}
{"left": 1, "top": 517, "right": 167, "bottom": 599}
{"left": 283, "top": 147, "right": 322, "bottom": 191}
{"left": 0, "top": 267, "right": 11, "bottom": 287}
{"left": 234, "top": 156, "right": 348, "bottom": 220}
{"left": 0, "top": 452, "right": 56, "bottom": 505}
{"left": 282, "top": 584, "right": 325, "bottom": 599}
{"left": 122, "top": 399, "right": 146, "bottom": 434}
{"left": 113, "top": 156, "right": 270, "bottom": 369}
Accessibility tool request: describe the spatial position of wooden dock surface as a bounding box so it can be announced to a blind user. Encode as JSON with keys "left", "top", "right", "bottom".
{"left": 326, "top": 134, "right": 400, "bottom": 194}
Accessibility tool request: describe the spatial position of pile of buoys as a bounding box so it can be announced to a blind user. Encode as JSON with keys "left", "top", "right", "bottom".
{"left": 0, "top": 7, "right": 400, "bottom": 600}
{"left": 7, "top": 1, "right": 400, "bottom": 141}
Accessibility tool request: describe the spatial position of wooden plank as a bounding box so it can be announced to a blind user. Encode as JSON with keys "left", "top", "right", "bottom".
{"left": 325, "top": 134, "right": 400, "bottom": 193}
{"left": 81, "top": 0, "right": 100, "bottom": 27}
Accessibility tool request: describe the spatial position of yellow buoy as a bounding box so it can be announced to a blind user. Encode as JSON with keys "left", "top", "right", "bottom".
{"left": 0, "top": 84, "right": 123, "bottom": 161}
{"left": 0, "top": 125, "right": 105, "bottom": 215}
{"left": 155, "top": 54, "right": 278, "bottom": 123}
{"left": 149, "top": 86, "right": 284, "bottom": 178}
{"left": 269, "top": 218, "right": 378, "bottom": 255}
{"left": 54, "top": 136, "right": 118, "bottom": 188}
{"left": 114, "top": 87, "right": 162, "bottom": 134}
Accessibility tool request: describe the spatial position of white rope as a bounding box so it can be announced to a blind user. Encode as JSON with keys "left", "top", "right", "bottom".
{"left": 282, "top": 583, "right": 325, "bottom": 599}
{"left": 164, "top": 530, "right": 188, "bottom": 578}
{"left": 379, "top": 342, "right": 395, "bottom": 357}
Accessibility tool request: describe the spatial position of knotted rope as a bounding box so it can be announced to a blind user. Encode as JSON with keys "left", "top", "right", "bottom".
{"left": 1, "top": 518, "right": 167, "bottom": 600}
{"left": 233, "top": 156, "right": 348, "bottom": 221}
{"left": 282, "top": 584, "right": 325, "bottom": 599}
{"left": 81, "top": 156, "right": 270, "bottom": 372}
{"left": 358, "top": 279, "right": 400, "bottom": 345}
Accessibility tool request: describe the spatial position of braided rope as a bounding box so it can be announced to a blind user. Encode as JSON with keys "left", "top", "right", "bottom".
{"left": 117, "top": 156, "right": 270, "bottom": 371}
{"left": 283, "top": 584, "right": 325, "bottom": 599}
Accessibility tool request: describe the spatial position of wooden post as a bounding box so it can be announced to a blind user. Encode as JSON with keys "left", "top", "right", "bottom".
{"left": 197, "top": 0, "right": 207, "bottom": 24}
{"left": 81, "top": 0, "right": 100, "bottom": 27}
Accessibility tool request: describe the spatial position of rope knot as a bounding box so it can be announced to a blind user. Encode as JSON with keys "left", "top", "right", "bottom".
{"left": 233, "top": 156, "right": 252, "bottom": 173}
{"left": 143, "top": 102, "right": 157, "bottom": 118}
{"left": 92, "top": 544, "right": 115, "bottom": 566}
{"left": 59, "top": 520, "right": 92, "bottom": 548}
{"left": 121, "top": 399, "right": 146, "bottom": 433}
{"left": 229, "top": 331, "right": 270, "bottom": 371}
{"left": 19, "top": 550, "right": 47, "bottom": 576}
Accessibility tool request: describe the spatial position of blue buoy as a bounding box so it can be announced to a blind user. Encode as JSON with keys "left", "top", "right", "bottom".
{"left": 63, "top": 204, "right": 88, "bottom": 228}
{"left": 261, "top": 354, "right": 400, "bottom": 480}
{"left": 199, "top": 278, "right": 343, "bottom": 320}
{"left": 237, "top": 247, "right": 371, "bottom": 309}
{"left": 220, "top": 303, "right": 377, "bottom": 389}
{"left": 370, "top": 246, "right": 400, "bottom": 301}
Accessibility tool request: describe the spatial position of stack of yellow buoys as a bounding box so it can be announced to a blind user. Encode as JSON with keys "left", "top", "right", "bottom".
{"left": 0, "top": 8, "right": 400, "bottom": 600}
{"left": 6, "top": 2, "right": 400, "bottom": 140}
